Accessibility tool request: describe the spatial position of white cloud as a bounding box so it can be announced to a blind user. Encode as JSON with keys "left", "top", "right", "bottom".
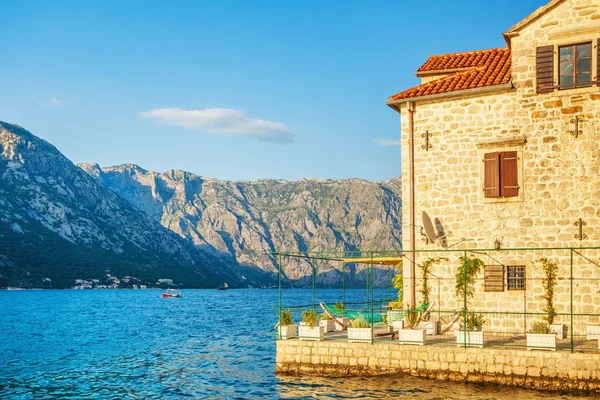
{"left": 140, "top": 107, "right": 294, "bottom": 143}
{"left": 50, "top": 97, "right": 62, "bottom": 108}
{"left": 374, "top": 138, "right": 400, "bottom": 147}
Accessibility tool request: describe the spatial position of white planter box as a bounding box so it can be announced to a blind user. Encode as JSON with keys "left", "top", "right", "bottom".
{"left": 348, "top": 327, "right": 372, "bottom": 343}
{"left": 319, "top": 319, "right": 335, "bottom": 333}
{"left": 299, "top": 325, "right": 325, "bottom": 341}
{"left": 391, "top": 320, "right": 404, "bottom": 331}
{"left": 398, "top": 329, "right": 426, "bottom": 346}
{"left": 550, "top": 324, "right": 566, "bottom": 340}
{"left": 418, "top": 321, "right": 438, "bottom": 335}
{"left": 526, "top": 333, "right": 556, "bottom": 351}
{"left": 278, "top": 324, "right": 297, "bottom": 340}
{"left": 456, "top": 330, "right": 484, "bottom": 348}
{"left": 453, "top": 322, "right": 460, "bottom": 338}
{"left": 335, "top": 317, "right": 350, "bottom": 331}
{"left": 587, "top": 325, "right": 600, "bottom": 340}
{"left": 387, "top": 310, "right": 404, "bottom": 323}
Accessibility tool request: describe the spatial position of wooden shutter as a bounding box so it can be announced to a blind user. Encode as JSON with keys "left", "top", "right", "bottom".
{"left": 500, "top": 151, "right": 519, "bottom": 197}
{"left": 484, "top": 265, "right": 504, "bottom": 292}
{"left": 483, "top": 152, "right": 500, "bottom": 198}
{"left": 536, "top": 45, "right": 554, "bottom": 93}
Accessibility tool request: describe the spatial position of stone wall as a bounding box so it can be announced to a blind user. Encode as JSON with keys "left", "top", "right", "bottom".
{"left": 396, "top": 0, "right": 600, "bottom": 328}
{"left": 276, "top": 340, "right": 600, "bottom": 391}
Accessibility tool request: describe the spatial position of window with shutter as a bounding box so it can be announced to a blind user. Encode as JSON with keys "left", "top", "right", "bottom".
{"left": 483, "top": 152, "right": 500, "bottom": 198}
{"left": 536, "top": 45, "right": 554, "bottom": 93}
{"left": 500, "top": 151, "right": 519, "bottom": 197}
{"left": 559, "top": 43, "right": 592, "bottom": 89}
{"left": 484, "top": 265, "right": 505, "bottom": 292}
{"left": 507, "top": 266, "right": 526, "bottom": 290}
{"left": 483, "top": 151, "right": 519, "bottom": 198}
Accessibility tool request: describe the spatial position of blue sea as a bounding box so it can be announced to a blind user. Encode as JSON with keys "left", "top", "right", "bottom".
{"left": 0, "top": 289, "right": 591, "bottom": 399}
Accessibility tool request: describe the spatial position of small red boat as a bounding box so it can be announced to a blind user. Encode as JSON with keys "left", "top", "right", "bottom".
{"left": 162, "top": 288, "right": 181, "bottom": 298}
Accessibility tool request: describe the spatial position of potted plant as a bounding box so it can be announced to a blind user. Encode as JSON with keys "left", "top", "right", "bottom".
{"left": 333, "top": 302, "right": 350, "bottom": 331}
{"left": 456, "top": 311, "right": 485, "bottom": 347}
{"left": 347, "top": 313, "right": 372, "bottom": 343}
{"left": 527, "top": 322, "right": 556, "bottom": 351}
{"left": 398, "top": 306, "right": 426, "bottom": 346}
{"left": 299, "top": 309, "right": 324, "bottom": 341}
{"left": 277, "top": 309, "right": 297, "bottom": 340}
{"left": 319, "top": 312, "right": 335, "bottom": 333}
{"left": 536, "top": 258, "right": 565, "bottom": 339}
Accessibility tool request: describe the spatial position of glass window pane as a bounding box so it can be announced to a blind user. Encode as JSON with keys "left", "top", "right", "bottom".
{"left": 577, "top": 73, "right": 591, "bottom": 84}
{"left": 577, "top": 43, "right": 591, "bottom": 58}
{"left": 560, "top": 46, "right": 574, "bottom": 60}
{"left": 560, "top": 61, "right": 573, "bottom": 74}
{"left": 577, "top": 59, "right": 591, "bottom": 73}
{"left": 560, "top": 75, "right": 574, "bottom": 85}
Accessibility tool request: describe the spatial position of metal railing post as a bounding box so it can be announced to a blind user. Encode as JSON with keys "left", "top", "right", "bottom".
{"left": 278, "top": 253, "right": 282, "bottom": 340}
{"left": 570, "top": 248, "right": 574, "bottom": 353}
{"left": 312, "top": 257, "right": 315, "bottom": 310}
{"left": 342, "top": 262, "right": 346, "bottom": 305}
{"left": 463, "top": 250, "right": 467, "bottom": 349}
{"left": 371, "top": 251, "right": 374, "bottom": 345}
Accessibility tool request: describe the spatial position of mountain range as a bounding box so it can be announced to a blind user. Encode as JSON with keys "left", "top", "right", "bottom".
{"left": 0, "top": 121, "right": 402, "bottom": 288}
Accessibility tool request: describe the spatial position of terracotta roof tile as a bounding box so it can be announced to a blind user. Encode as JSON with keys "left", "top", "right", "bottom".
{"left": 388, "top": 48, "right": 511, "bottom": 101}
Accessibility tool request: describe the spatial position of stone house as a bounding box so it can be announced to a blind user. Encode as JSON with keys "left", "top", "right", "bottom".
{"left": 386, "top": 0, "right": 600, "bottom": 331}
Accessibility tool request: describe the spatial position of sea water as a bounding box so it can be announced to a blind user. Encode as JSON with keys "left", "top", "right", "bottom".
{"left": 0, "top": 289, "right": 591, "bottom": 399}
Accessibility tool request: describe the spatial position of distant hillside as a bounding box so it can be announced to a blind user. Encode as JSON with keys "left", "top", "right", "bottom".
{"left": 0, "top": 121, "right": 256, "bottom": 289}
{"left": 80, "top": 163, "right": 402, "bottom": 286}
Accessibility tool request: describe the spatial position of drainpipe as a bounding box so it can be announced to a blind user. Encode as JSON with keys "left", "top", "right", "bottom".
{"left": 407, "top": 101, "right": 416, "bottom": 308}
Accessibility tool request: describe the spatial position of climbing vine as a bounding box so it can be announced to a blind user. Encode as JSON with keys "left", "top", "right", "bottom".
{"left": 455, "top": 255, "right": 484, "bottom": 301}
{"left": 392, "top": 261, "right": 403, "bottom": 304}
{"left": 419, "top": 257, "right": 446, "bottom": 321}
{"left": 538, "top": 257, "right": 558, "bottom": 325}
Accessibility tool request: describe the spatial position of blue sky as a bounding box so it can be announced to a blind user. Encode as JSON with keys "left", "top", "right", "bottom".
{"left": 0, "top": 0, "right": 547, "bottom": 182}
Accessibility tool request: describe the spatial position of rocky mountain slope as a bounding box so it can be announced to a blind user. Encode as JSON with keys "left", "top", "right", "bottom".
{"left": 80, "top": 163, "right": 402, "bottom": 286}
{"left": 0, "top": 121, "right": 252, "bottom": 289}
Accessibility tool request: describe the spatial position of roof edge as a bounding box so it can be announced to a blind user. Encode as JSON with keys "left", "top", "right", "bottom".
{"left": 504, "top": 0, "right": 566, "bottom": 35}
{"left": 386, "top": 83, "right": 514, "bottom": 109}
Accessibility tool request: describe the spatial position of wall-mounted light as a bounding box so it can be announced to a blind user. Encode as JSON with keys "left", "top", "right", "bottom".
{"left": 494, "top": 239, "right": 502, "bottom": 250}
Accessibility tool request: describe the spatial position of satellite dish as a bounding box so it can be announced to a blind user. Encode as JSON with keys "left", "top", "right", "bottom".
{"left": 422, "top": 211, "right": 438, "bottom": 242}
{"left": 434, "top": 217, "right": 448, "bottom": 248}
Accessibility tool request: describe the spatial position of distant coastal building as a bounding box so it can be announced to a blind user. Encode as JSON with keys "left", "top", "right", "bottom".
{"left": 386, "top": 0, "right": 600, "bottom": 323}
{"left": 157, "top": 278, "right": 174, "bottom": 285}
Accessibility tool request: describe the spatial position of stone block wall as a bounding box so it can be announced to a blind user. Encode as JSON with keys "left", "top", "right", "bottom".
{"left": 276, "top": 340, "right": 600, "bottom": 391}
{"left": 396, "top": 0, "right": 600, "bottom": 331}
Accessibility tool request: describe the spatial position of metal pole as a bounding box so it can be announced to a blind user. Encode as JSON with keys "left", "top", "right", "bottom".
{"left": 463, "top": 250, "right": 467, "bottom": 349}
{"left": 342, "top": 262, "right": 346, "bottom": 305}
{"left": 388, "top": 265, "right": 392, "bottom": 302}
{"left": 312, "top": 257, "right": 315, "bottom": 310}
{"left": 570, "top": 248, "right": 574, "bottom": 353}
{"left": 371, "top": 251, "right": 374, "bottom": 345}
{"left": 278, "top": 253, "right": 282, "bottom": 340}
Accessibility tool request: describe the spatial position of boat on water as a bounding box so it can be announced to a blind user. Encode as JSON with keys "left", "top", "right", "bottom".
{"left": 162, "top": 288, "right": 181, "bottom": 298}
{"left": 217, "top": 283, "right": 228, "bottom": 291}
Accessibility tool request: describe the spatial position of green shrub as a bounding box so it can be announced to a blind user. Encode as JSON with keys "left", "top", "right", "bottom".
{"left": 334, "top": 302, "right": 345, "bottom": 310}
{"left": 459, "top": 311, "right": 485, "bottom": 331}
{"left": 350, "top": 313, "right": 369, "bottom": 328}
{"left": 320, "top": 312, "right": 332, "bottom": 320}
{"left": 301, "top": 309, "right": 319, "bottom": 328}
{"left": 530, "top": 322, "right": 552, "bottom": 334}
{"left": 279, "top": 309, "right": 293, "bottom": 326}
